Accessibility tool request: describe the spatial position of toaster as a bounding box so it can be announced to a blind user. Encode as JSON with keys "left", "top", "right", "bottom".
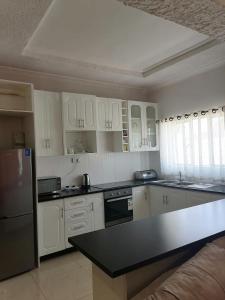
{"left": 134, "top": 169, "right": 158, "bottom": 181}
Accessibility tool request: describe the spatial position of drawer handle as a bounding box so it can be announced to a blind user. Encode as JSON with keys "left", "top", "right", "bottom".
{"left": 71, "top": 212, "right": 85, "bottom": 218}
{"left": 70, "top": 200, "right": 83, "bottom": 206}
{"left": 72, "top": 224, "right": 85, "bottom": 230}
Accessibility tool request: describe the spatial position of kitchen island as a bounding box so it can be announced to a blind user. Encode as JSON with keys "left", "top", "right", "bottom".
{"left": 69, "top": 199, "right": 225, "bottom": 300}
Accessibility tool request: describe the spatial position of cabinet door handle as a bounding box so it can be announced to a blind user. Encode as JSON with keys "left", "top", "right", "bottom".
{"left": 70, "top": 200, "right": 83, "bottom": 206}
{"left": 90, "top": 202, "right": 94, "bottom": 211}
{"left": 72, "top": 224, "right": 85, "bottom": 231}
{"left": 71, "top": 212, "right": 85, "bottom": 219}
{"left": 78, "top": 119, "right": 81, "bottom": 128}
{"left": 61, "top": 208, "right": 64, "bottom": 219}
{"left": 166, "top": 196, "right": 169, "bottom": 205}
{"left": 82, "top": 119, "right": 84, "bottom": 128}
{"left": 45, "top": 139, "right": 50, "bottom": 149}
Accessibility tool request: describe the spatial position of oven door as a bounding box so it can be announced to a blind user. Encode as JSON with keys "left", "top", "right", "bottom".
{"left": 104, "top": 196, "right": 133, "bottom": 227}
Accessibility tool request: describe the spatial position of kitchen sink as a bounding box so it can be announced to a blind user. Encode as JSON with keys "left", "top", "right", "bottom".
{"left": 152, "top": 180, "right": 178, "bottom": 184}
{"left": 171, "top": 181, "right": 193, "bottom": 186}
{"left": 152, "top": 180, "right": 220, "bottom": 189}
{"left": 152, "top": 180, "right": 193, "bottom": 186}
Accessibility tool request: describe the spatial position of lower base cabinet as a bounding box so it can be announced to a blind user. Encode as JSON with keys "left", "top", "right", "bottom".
{"left": 38, "top": 193, "right": 105, "bottom": 256}
{"left": 133, "top": 186, "right": 151, "bottom": 220}
{"left": 38, "top": 200, "right": 65, "bottom": 257}
{"left": 149, "top": 186, "right": 224, "bottom": 217}
{"left": 186, "top": 191, "right": 223, "bottom": 207}
{"left": 149, "top": 186, "right": 186, "bottom": 215}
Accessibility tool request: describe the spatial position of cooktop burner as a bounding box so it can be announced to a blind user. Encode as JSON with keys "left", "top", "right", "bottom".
{"left": 61, "top": 185, "right": 103, "bottom": 193}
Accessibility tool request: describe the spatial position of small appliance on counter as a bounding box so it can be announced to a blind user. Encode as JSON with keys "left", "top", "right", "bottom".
{"left": 134, "top": 169, "right": 158, "bottom": 181}
{"left": 37, "top": 176, "right": 61, "bottom": 195}
{"left": 82, "top": 173, "right": 91, "bottom": 189}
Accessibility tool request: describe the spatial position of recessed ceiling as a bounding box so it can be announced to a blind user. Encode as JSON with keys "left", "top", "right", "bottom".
{"left": 0, "top": 0, "right": 225, "bottom": 89}
{"left": 24, "top": 0, "right": 208, "bottom": 75}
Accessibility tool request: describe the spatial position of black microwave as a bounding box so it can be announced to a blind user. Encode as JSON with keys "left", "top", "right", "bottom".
{"left": 38, "top": 177, "right": 61, "bottom": 195}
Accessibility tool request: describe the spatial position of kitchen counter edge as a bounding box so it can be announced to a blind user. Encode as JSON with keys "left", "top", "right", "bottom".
{"left": 38, "top": 180, "right": 225, "bottom": 203}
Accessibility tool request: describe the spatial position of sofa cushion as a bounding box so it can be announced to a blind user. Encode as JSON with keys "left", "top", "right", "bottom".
{"left": 147, "top": 243, "right": 225, "bottom": 300}
{"left": 212, "top": 235, "right": 225, "bottom": 249}
{"left": 131, "top": 268, "right": 177, "bottom": 300}
{"left": 132, "top": 240, "right": 225, "bottom": 300}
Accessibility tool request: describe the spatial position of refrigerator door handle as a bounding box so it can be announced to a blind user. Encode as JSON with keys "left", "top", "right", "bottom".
{"left": 0, "top": 212, "right": 33, "bottom": 220}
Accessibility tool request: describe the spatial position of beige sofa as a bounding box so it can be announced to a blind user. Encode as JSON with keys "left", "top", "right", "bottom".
{"left": 132, "top": 236, "right": 225, "bottom": 300}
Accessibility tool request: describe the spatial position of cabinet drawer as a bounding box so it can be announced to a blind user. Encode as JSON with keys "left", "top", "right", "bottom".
{"left": 65, "top": 207, "right": 89, "bottom": 223}
{"left": 65, "top": 219, "right": 92, "bottom": 248}
{"left": 65, "top": 196, "right": 87, "bottom": 210}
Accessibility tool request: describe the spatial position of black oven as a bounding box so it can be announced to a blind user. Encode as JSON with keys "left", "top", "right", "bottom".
{"left": 104, "top": 188, "right": 133, "bottom": 227}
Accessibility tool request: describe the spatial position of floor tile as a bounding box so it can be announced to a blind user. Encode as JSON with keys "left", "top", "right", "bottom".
{"left": 31, "top": 252, "right": 92, "bottom": 300}
{"left": 0, "top": 251, "right": 93, "bottom": 300}
{"left": 0, "top": 272, "right": 46, "bottom": 300}
{"left": 77, "top": 293, "right": 93, "bottom": 300}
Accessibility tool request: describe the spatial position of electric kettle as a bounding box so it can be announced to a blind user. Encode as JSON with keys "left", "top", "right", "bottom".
{"left": 82, "top": 173, "right": 91, "bottom": 188}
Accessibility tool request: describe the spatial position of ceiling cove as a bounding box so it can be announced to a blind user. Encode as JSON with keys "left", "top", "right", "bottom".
{"left": 23, "top": 0, "right": 213, "bottom": 79}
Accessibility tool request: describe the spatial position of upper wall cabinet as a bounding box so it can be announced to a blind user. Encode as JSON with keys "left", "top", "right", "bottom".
{"left": 97, "top": 98, "right": 122, "bottom": 131}
{"left": 34, "top": 90, "right": 63, "bottom": 156}
{"left": 62, "top": 93, "right": 97, "bottom": 131}
{"left": 128, "top": 101, "right": 159, "bottom": 152}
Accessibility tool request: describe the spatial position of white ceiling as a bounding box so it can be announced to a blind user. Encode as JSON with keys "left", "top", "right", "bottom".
{"left": 0, "top": 0, "right": 225, "bottom": 89}
{"left": 24, "top": 0, "right": 207, "bottom": 73}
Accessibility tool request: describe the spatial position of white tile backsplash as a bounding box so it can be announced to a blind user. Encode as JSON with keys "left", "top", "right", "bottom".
{"left": 36, "top": 152, "right": 154, "bottom": 187}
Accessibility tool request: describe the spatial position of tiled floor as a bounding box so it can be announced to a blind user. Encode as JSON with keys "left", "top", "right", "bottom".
{"left": 0, "top": 251, "right": 93, "bottom": 300}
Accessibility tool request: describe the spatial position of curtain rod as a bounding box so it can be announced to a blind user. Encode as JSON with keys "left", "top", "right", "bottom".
{"left": 156, "top": 105, "right": 225, "bottom": 123}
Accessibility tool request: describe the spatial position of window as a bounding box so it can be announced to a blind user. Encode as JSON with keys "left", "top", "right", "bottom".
{"left": 160, "top": 110, "right": 225, "bottom": 181}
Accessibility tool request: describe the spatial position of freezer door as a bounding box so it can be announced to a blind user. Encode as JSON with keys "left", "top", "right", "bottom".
{"left": 0, "top": 149, "right": 33, "bottom": 218}
{"left": 0, "top": 213, "right": 35, "bottom": 280}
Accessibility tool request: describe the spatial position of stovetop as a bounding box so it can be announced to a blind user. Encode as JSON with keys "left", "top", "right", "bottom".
{"left": 38, "top": 185, "right": 103, "bottom": 202}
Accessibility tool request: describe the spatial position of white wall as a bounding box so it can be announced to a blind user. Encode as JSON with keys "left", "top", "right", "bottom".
{"left": 152, "top": 65, "right": 225, "bottom": 118}
{"left": 36, "top": 152, "right": 154, "bottom": 186}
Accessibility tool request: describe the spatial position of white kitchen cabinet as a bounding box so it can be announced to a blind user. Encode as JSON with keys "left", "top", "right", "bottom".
{"left": 149, "top": 186, "right": 186, "bottom": 216}
{"left": 65, "top": 214, "right": 94, "bottom": 248}
{"left": 38, "top": 200, "right": 65, "bottom": 256}
{"left": 97, "top": 98, "right": 122, "bottom": 131}
{"left": 62, "top": 92, "right": 97, "bottom": 131}
{"left": 149, "top": 186, "right": 224, "bottom": 217}
{"left": 87, "top": 193, "right": 105, "bottom": 230}
{"left": 128, "top": 101, "right": 159, "bottom": 152}
{"left": 144, "top": 103, "right": 159, "bottom": 151}
{"left": 133, "top": 186, "right": 151, "bottom": 220}
{"left": 149, "top": 186, "right": 166, "bottom": 216}
{"left": 34, "top": 90, "right": 63, "bottom": 156}
{"left": 165, "top": 188, "right": 187, "bottom": 212}
{"left": 186, "top": 191, "right": 223, "bottom": 207}
{"left": 64, "top": 193, "right": 105, "bottom": 248}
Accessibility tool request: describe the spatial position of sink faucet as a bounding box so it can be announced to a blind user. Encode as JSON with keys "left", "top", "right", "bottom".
{"left": 179, "top": 171, "right": 182, "bottom": 183}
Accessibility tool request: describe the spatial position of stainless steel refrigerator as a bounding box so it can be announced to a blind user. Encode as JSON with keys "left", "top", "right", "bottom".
{"left": 0, "top": 148, "right": 35, "bottom": 280}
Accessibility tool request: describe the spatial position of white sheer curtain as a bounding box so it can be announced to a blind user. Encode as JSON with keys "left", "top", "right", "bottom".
{"left": 160, "top": 110, "right": 225, "bottom": 181}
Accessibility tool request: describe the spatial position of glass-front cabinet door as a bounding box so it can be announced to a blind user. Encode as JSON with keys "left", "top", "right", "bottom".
{"left": 145, "top": 103, "right": 158, "bottom": 150}
{"left": 128, "top": 102, "right": 144, "bottom": 151}
{"left": 128, "top": 101, "right": 159, "bottom": 152}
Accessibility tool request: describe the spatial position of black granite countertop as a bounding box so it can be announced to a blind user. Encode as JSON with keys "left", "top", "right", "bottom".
{"left": 69, "top": 199, "right": 225, "bottom": 278}
{"left": 38, "top": 186, "right": 104, "bottom": 202}
{"left": 38, "top": 179, "right": 225, "bottom": 202}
